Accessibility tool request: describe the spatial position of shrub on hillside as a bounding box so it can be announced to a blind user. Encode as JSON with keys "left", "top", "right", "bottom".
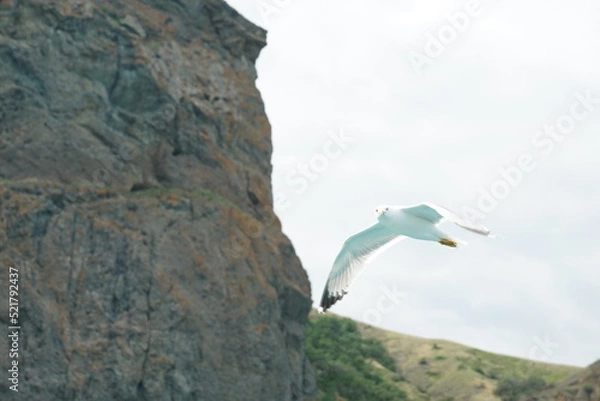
{"left": 306, "top": 316, "right": 408, "bottom": 401}
{"left": 494, "top": 375, "right": 546, "bottom": 401}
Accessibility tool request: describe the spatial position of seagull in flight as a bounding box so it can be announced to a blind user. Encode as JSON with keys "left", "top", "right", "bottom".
{"left": 318, "top": 203, "right": 492, "bottom": 312}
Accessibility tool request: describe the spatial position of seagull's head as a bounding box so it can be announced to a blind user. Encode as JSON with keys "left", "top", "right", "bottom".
{"left": 374, "top": 205, "right": 390, "bottom": 216}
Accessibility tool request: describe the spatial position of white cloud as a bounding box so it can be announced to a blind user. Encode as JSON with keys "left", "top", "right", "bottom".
{"left": 225, "top": 0, "right": 600, "bottom": 367}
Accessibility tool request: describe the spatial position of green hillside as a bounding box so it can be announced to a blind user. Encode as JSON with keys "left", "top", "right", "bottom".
{"left": 307, "top": 312, "right": 581, "bottom": 401}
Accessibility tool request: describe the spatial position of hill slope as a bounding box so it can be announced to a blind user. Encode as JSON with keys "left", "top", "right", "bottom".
{"left": 532, "top": 359, "right": 600, "bottom": 401}
{"left": 308, "top": 312, "right": 584, "bottom": 401}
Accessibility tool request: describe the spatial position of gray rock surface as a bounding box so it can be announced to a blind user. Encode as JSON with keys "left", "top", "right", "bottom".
{"left": 0, "top": 1, "right": 315, "bottom": 399}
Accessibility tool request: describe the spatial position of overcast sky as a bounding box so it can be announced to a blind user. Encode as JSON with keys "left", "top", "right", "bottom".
{"left": 225, "top": 0, "right": 600, "bottom": 367}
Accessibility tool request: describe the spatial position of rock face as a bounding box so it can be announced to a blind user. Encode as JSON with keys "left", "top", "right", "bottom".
{"left": 0, "top": 1, "right": 315, "bottom": 400}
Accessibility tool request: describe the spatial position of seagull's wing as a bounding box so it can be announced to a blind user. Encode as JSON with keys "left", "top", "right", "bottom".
{"left": 402, "top": 203, "right": 491, "bottom": 236}
{"left": 319, "top": 223, "right": 404, "bottom": 312}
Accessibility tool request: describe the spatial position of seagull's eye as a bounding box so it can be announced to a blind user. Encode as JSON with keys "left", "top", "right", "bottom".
{"left": 385, "top": 207, "right": 389, "bottom": 211}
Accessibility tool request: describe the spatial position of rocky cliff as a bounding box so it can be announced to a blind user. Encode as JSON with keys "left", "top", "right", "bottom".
{"left": 0, "top": 1, "right": 315, "bottom": 400}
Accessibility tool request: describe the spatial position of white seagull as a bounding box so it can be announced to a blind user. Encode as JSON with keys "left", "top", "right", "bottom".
{"left": 318, "top": 203, "right": 492, "bottom": 312}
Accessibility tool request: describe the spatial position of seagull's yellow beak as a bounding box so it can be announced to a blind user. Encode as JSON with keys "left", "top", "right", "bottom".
{"left": 375, "top": 206, "right": 389, "bottom": 216}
